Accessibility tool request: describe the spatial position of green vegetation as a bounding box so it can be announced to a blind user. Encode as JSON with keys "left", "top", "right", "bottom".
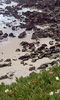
{"left": 0, "top": 65, "right": 60, "bottom": 100}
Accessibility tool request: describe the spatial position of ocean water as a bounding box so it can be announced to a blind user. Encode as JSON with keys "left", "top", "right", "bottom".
{"left": 0, "top": 0, "right": 43, "bottom": 40}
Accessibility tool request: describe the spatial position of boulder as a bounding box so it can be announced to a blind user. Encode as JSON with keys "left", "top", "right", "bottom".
{"left": 3, "top": 33, "right": 8, "bottom": 38}
{"left": 0, "top": 30, "right": 3, "bottom": 35}
{"left": 22, "top": 48, "right": 27, "bottom": 52}
{"left": 12, "top": 26, "right": 16, "bottom": 30}
{"left": 19, "top": 54, "right": 30, "bottom": 61}
{"left": 16, "top": 48, "right": 20, "bottom": 52}
{"left": 29, "top": 66, "right": 35, "bottom": 71}
{"left": 5, "top": 59, "right": 11, "bottom": 62}
{"left": 0, "top": 63, "right": 11, "bottom": 68}
{"left": 28, "top": 43, "right": 35, "bottom": 49}
{"left": 37, "top": 64, "right": 48, "bottom": 69}
{"left": 9, "top": 33, "right": 16, "bottom": 37}
{"left": 18, "top": 31, "right": 26, "bottom": 38}
{"left": 20, "top": 41, "right": 29, "bottom": 47}
{"left": 49, "top": 41, "right": 54, "bottom": 45}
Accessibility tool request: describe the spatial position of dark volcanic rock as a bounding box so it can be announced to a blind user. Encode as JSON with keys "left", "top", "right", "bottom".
{"left": 56, "top": 44, "right": 60, "bottom": 47}
{"left": 22, "top": 48, "right": 27, "bottom": 52}
{"left": 18, "top": 31, "right": 26, "bottom": 38}
{"left": 50, "top": 46, "right": 55, "bottom": 50}
{"left": 37, "top": 64, "right": 48, "bottom": 69}
{"left": 50, "top": 61, "right": 57, "bottom": 66}
{"left": 30, "top": 53, "right": 38, "bottom": 58}
{"left": 0, "top": 63, "right": 11, "bottom": 68}
{"left": 0, "top": 36, "right": 3, "bottom": 40}
{"left": 31, "top": 59, "right": 37, "bottom": 62}
{"left": 0, "top": 72, "right": 14, "bottom": 80}
{"left": 49, "top": 41, "right": 54, "bottom": 45}
{"left": 0, "top": 75, "right": 8, "bottom": 80}
{"left": 20, "top": 41, "right": 35, "bottom": 51}
{"left": 26, "top": 23, "right": 34, "bottom": 30}
{"left": 16, "top": 48, "right": 20, "bottom": 52}
{"left": 12, "top": 26, "right": 16, "bottom": 30}
{"left": 9, "top": 33, "right": 16, "bottom": 37}
{"left": 3, "top": 33, "right": 8, "bottom": 38}
{"left": 31, "top": 29, "right": 48, "bottom": 39}
{"left": 0, "top": 59, "right": 3, "bottom": 62}
{"left": 5, "top": 6, "right": 12, "bottom": 10}
{"left": 29, "top": 66, "right": 35, "bottom": 71}
{"left": 28, "top": 43, "right": 35, "bottom": 49}
{"left": 31, "top": 32, "right": 38, "bottom": 39}
{"left": 19, "top": 54, "right": 30, "bottom": 61}
{"left": 42, "top": 44, "right": 47, "bottom": 48}
{"left": 5, "top": 59, "right": 11, "bottom": 62}
{"left": 20, "top": 41, "right": 29, "bottom": 47}
{"left": 20, "top": 23, "right": 26, "bottom": 28}
{"left": 0, "top": 30, "right": 3, "bottom": 35}
{"left": 37, "top": 44, "right": 47, "bottom": 51}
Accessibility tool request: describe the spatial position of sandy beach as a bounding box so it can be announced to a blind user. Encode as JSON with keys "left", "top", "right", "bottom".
{"left": 0, "top": 0, "right": 60, "bottom": 85}
{"left": 0, "top": 34, "right": 57, "bottom": 85}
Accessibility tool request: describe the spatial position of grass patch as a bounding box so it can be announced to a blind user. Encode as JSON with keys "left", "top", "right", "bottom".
{"left": 0, "top": 65, "right": 60, "bottom": 100}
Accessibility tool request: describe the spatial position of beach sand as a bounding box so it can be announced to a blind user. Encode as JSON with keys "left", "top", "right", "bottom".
{"left": 0, "top": 34, "right": 56, "bottom": 85}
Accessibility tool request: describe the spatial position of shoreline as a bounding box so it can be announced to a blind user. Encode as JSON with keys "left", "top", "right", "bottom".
{"left": 0, "top": 36, "right": 57, "bottom": 85}
{"left": 0, "top": 0, "right": 60, "bottom": 85}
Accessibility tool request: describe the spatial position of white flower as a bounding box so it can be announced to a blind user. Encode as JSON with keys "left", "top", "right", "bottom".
{"left": 49, "top": 91, "right": 54, "bottom": 95}
{"left": 55, "top": 77, "right": 59, "bottom": 80}
{"left": 57, "top": 89, "right": 60, "bottom": 92}
{"left": 5, "top": 89, "right": 9, "bottom": 93}
{"left": 55, "top": 89, "right": 60, "bottom": 94}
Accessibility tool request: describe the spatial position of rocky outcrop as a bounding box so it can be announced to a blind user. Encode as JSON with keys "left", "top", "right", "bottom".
{"left": 0, "top": 30, "right": 3, "bottom": 35}
{"left": 18, "top": 31, "right": 26, "bottom": 38}
{"left": 0, "top": 63, "right": 11, "bottom": 68}
{"left": 16, "top": 48, "right": 20, "bottom": 52}
{"left": 3, "top": 33, "right": 8, "bottom": 38}
{"left": 37, "top": 64, "right": 48, "bottom": 69}
{"left": 9, "top": 33, "right": 16, "bottom": 37}
{"left": 19, "top": 54, "right": 30, "bottom": 61}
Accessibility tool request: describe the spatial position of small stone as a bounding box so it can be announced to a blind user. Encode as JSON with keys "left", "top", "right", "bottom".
{"left": 16, "top": 48, "right": 20, "bottom": 52}
{"left": 5, "top": 59, "right": 11, "bottom": 62}
{"left": 9, "top": 33, "right": 16, "bottom": 37}
{"left": 21, "top": 61, "right": 24, "bottom": 64}
{"left": 38, "top": 64, "right": 48, "bottom": 69}
{"left": 31, "top": 59, "right": 37, "bottom": 62}
{"left": 29, "top": 67, "right": 35, "bottom": 71}
{"left": 29, "top": 64, "right": 33, "bottom": 66}
{"left": 0, "top": 63, "right": 11, "bottom": 68}
{"left": 0, "top": 30, "right": 3, "bottom": 35}
{"left": 18, "top": 31, "right": 26, "bottom": 38}
{"left": 24, "top": 63, "right": 27, "bottom": 66}
{"left": 22, "top": 48, "right": 27, "bottom": 52}
{"left": 49, "top": 41, "right": 54, "bottom": 45}
{"left": 13, "top": 59, "right": 17, "bottom": 61}
{"left": 0, "top": 59, "right": 3, "bottom": 62}
{"left": 3, "top": 33, "right": 8, "bottom": 38}
{"left": 0, "top": 75, "right": 8, "bottom": 80}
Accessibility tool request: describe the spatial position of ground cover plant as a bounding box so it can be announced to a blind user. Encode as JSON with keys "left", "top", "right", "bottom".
{"left": 0, "top": 65, "right": 60, "bottom": 100}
